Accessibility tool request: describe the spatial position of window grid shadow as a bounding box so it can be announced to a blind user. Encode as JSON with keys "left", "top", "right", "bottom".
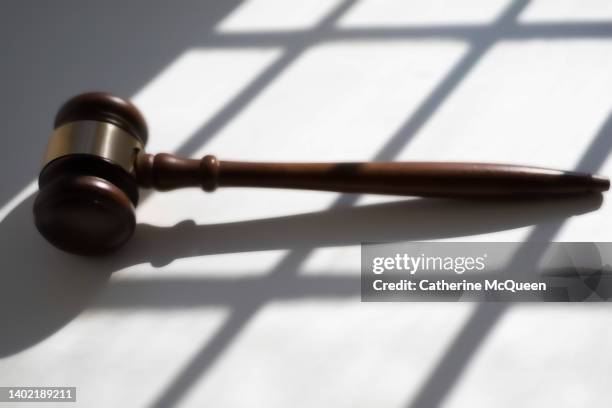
{"left": 82, "top": 0, "right": 610, "bottom": 406}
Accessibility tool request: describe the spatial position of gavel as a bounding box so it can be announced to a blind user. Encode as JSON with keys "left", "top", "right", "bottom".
{"left": 34, "top": 92, "right": 609, "bottom": 255}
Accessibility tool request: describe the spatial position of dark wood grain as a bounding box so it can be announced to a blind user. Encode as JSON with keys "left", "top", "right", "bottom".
{"left": 33, "top": 175, "right": 136, "bottom": 255}
{"left": 135, "top": 153, "right": 610, "bottom": 198}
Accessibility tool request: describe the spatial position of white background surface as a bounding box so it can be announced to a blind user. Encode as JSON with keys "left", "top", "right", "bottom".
{"left": 1, "top": 0, "right": 612, "bottom": 407}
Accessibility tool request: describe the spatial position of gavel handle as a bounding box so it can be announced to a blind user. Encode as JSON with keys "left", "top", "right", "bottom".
{"left": 135, "top": 153, "right": 609, "bottom": 198}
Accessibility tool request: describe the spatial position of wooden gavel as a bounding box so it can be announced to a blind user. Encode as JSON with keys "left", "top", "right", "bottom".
{"left": 34, "top": 93, "right": 609, "bottom": 255}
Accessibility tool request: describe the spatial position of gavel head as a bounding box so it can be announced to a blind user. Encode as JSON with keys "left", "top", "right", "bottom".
{"left": 33, "top": 92, "right": 148, "bottom": 255}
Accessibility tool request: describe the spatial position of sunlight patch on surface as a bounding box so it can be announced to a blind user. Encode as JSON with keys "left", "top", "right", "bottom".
{"left": 300, "top": 246, "right": 362, "bottom": 276}
{"left": 135, "top": 40, "right": 468, "bottom": 229}
{"left": 445, "top": 304, "right": 612, "bottom": 408}
{"left": 397, "top": 40, "right": 612, "bottom": 169}
{"left": 132, "top": 48, "right": 282, "bottom": 154}
{"left": 175, "top": 301, "right": 475, "bottom": 408}
{"left": 338, "top": 0, "right": 512, "bottom": 28}
{"left": 519, "top": 0, "right": 612, "bottom": 22}
{"left": 201, "top": 41, "right": 468, "bottom": 162}
{"left": 0, "top": 180, "right": 36, "bottom": 222}
{"left": 0, "top": 308, "right": 230, "bottom": 408}
{"left": 217, "top": 0, "right": 345, "bottom": 32}
{"left": 118, "top": 250, "right": 291, "bottom": 278}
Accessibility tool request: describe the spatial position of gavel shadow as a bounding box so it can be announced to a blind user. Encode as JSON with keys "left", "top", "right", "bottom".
{"left": 0, "top": 192, "right": 604, "bottom": 357}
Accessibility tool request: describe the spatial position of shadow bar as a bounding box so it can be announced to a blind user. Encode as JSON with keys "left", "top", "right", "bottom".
{"left": 139, "top": 0, "right": 612, "bottom": 406}
{"left": 148, "top": 1, "right": 362, "bottom": 406}
{"left": 204, "top": 21, "right": 612, "bottom": 48}
{"left": 406, "top": 111, "right": 612, "bottom": 408}
{"left": 148, "top": 1, "right": 541, "bottom": 407}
